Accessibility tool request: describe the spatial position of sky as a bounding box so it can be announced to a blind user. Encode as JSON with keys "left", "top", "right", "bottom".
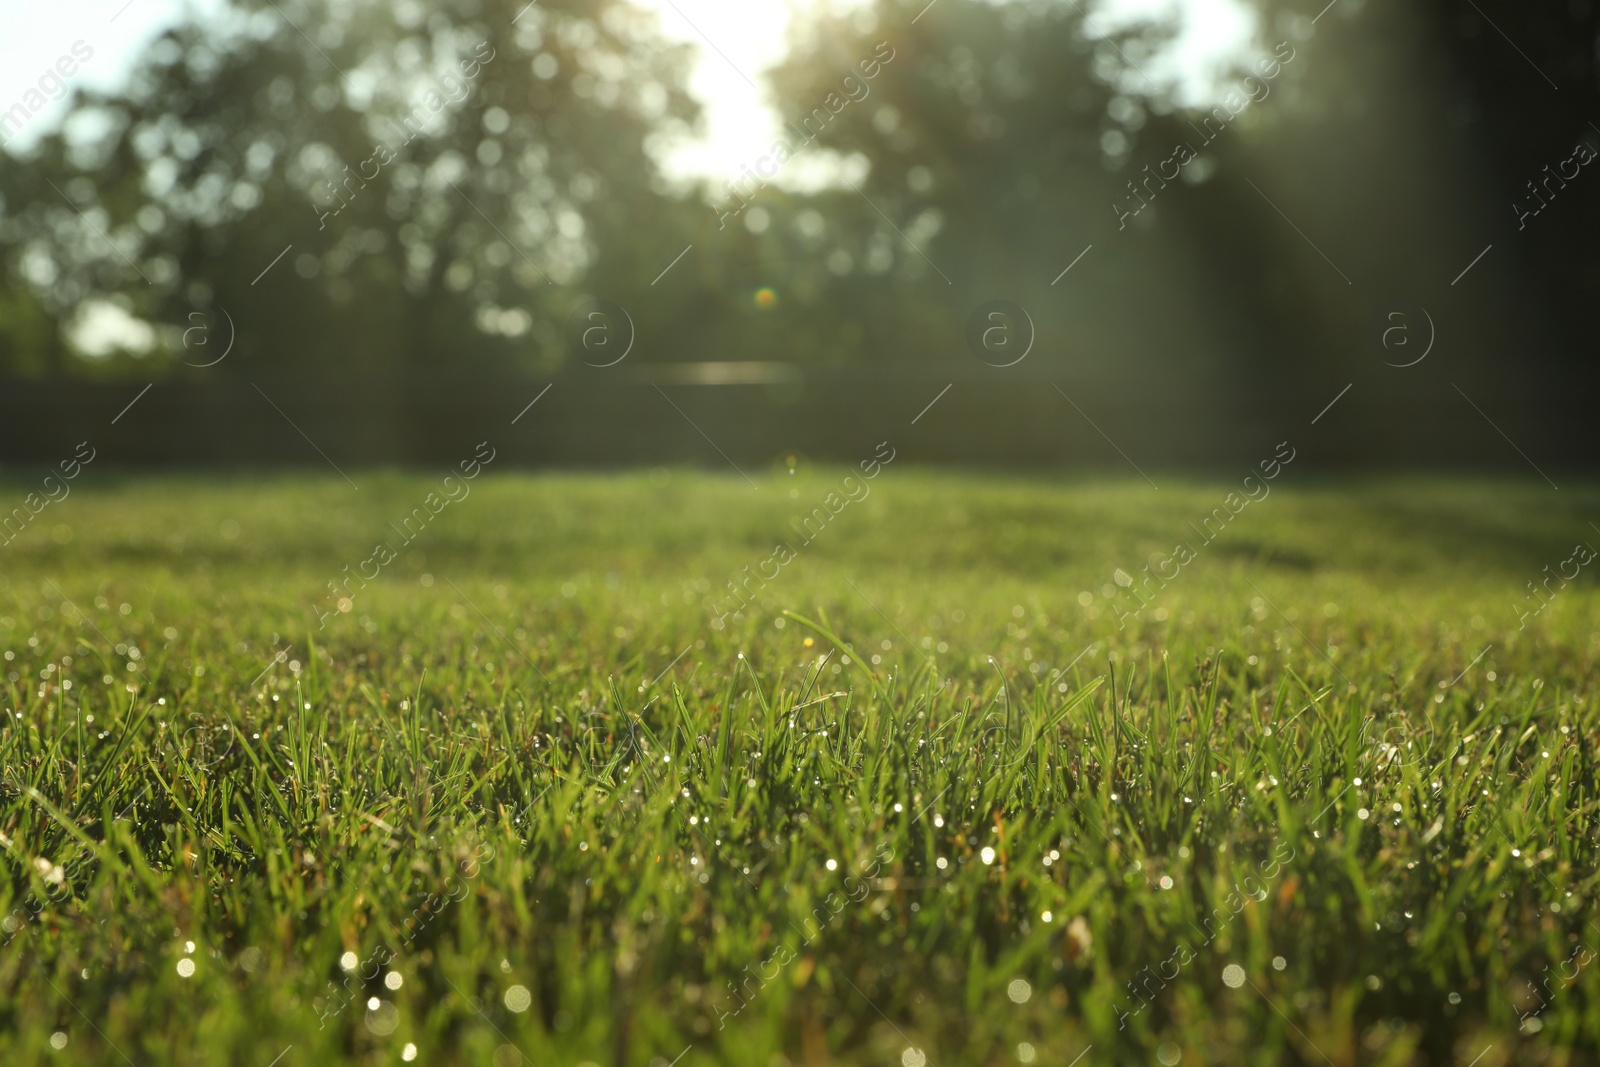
{"left": 0, "top": 0, "right": 1257, "bottom": 182}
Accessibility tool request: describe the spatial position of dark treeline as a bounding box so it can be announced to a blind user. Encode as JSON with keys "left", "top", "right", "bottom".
{"left": 0, "top": 0, "right": 1595, "bottom": 467}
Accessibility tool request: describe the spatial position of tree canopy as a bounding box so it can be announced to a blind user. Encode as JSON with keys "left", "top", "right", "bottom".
{"left": 2, "top": 0, "right": 1596, "bottom": 463}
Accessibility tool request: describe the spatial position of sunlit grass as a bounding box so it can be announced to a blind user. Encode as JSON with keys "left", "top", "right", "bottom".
{"left": 0, "top": 471, "right": 1597, "bottom": 1065}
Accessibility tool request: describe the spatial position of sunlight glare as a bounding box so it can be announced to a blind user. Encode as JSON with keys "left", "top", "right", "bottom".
{"left": 642, "top": 0, "right": 1259, "bottom": 191}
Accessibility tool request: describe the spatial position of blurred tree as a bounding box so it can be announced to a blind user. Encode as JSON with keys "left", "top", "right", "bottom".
{"left": 1398, "top": 0, "right": 1600, "bottom": 382}
{"left": 759, "top": 0, "right": 1596, "bottom": 401}
{"left": 1186, "top": 0, "right": 1600, "bottom": 453}
{"left": 0, "top": 285, "right": 63, "bottom": 378}
{"left": 753, "top": 0, "right": 1297, "bottom": 428}
{"left": 3, "top": 0, "right": 1595, "bottom": 466}
{"left": 0, "top": 0, "right": 701, "bottom": 379}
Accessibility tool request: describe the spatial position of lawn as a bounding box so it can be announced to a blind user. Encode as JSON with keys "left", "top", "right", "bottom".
{"left": 0, "top": 469, "right": 1597, "bottom": 1066}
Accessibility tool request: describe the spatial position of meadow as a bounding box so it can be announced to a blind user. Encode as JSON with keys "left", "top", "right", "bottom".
{"left": 0, "top": 469, "right": 1596, "bottom": 1066}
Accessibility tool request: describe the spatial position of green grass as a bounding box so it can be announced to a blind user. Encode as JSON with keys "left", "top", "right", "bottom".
{"left": 1, "top": 469, "right": 1598, "bottom": 1066}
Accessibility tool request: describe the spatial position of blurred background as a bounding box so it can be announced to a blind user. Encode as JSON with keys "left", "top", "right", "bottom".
{"left": 0, "top": 0, "right": 1595, "bottom": 470}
